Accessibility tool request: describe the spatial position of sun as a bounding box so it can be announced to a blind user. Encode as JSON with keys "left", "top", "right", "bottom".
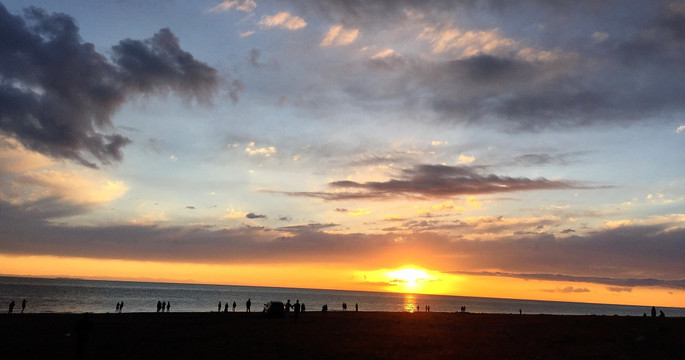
{"left": 385, "top": 267, "right": 433, "bottom": 291}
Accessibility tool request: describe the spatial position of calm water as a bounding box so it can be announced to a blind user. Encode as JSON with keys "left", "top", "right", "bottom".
{"left": 1, "top": 276, "right": 683, "bottom": 316}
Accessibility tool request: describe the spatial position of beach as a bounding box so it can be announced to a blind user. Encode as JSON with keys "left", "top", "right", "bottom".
{"left": 2, "top": 311, "right": 683, "bottom": 359}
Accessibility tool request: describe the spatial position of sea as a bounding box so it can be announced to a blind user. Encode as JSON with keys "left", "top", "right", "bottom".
{"left": 1, "top": 276, "right": 683, "bottom": 316}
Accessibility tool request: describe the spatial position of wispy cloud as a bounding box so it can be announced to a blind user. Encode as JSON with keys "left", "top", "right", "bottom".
{"left": 320, "top": 25, "right": 359, "bottom": 46}
{"left": 259, "top": 12, "right": 306, "bottom": 30}
{"left": 208, "top": 0, "right": 256, "bottom": 13}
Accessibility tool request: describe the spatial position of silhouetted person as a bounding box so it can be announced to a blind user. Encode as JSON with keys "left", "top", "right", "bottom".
{"left": 166, "top": 301, "right": 170, "bottom": 312}
{"left": 519, "top": 309, "right": 522, "bottom": 315}
{"left": 116, "top": 302, "right": 120, "bottom": 313}
{"left": 651, "top": 306, "right": 657, "bottom": 318}
{"left": 75, "top": 313, "right": 92, "bottom": 360}
{"left": 8, "top": 300, "right": 15, "bottom": 314}
{"left": 659, "top": 310, "right": 665, "bottom": 317}
{"left": 21, "top": 299, "right": 26, "bottom": 313}
{"left": 301, "top": 303, "right": 306, "bottom": 312}
{"left": 162, "top": 301, "right": 166, "bottom": 313}
{"left": 232, "top": 301, "right": 236, "bottom": 312}
{"left": 224, "top": 303, "right": 228, "bottom": 312}
{"left": 218, "top": 302, "right": 222, "bottom": 313}
{"left": 293, "top": 299, "right": 301, "bottom": 320}
{"left": 342, "top": 302, "right": 347, "bottom": 311}
{"left": 322, "top": 304, "right": 328, "bottom": 312}
{"left": 120, "top": 301, "right": 124, "bottom": 313}
{"left": 157, "top": 300, "right": 162, "bottom": 313}
{"left": 355, "top": 303, "right": 358, "bottom": 312}
{"left": 246, "top": 298, "right": 251, "bottom": 312}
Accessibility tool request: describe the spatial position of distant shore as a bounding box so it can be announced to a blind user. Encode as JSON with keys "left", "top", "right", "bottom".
{"left": 2, "top": 312, "right": 684, "bottom": 359}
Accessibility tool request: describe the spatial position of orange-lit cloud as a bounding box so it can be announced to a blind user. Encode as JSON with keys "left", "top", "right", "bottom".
{"left": 320, "top": 25, "right": 359, "bottom": 46}
{"left": 259, "top": 12, "right": 306, "bottom": 30}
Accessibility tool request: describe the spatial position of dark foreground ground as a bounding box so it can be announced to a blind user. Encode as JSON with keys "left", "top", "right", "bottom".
{"left": 1, "top": 312, "right": 684, "bottom": 359}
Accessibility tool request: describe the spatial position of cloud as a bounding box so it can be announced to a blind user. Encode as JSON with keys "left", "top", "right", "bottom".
{"left": 209, "top": 0, "right": 256, "bottom": 13}
{"left": 0, "top": 5, "right": 220, "bottom": 167}
{"left": 350, "top": 208, "right": 371, "bottom": 216}
{"left": 452, "top": 271, "right": 685, "bottom": 290}
{"left": 283, "top": 164, "right": 582, "bottom": 200}
{"left": 286, "top": 1, "right": 685, "bottom": 131}
{"left": 245, "top": 142, "right": 276, "bottom": 157}
{"left": 676, "top": 125, "right": 685, "bottom": 134}
{"left": 457, "top": 154, "right": 475, "bottom": 164}
{"left": 259, "top": 12, "right": 306, "bottom": 30}
{"left": 246, "top": 212, "right": 267, "bottom": 219}
{"left": 542, "top": 286, "right": 590, "bottom": 293}
{"left": 1, "top": 170, "right": 128, "bottom": 209}
{"left": 320, "top": 25, "right": 359, "bottom": 46}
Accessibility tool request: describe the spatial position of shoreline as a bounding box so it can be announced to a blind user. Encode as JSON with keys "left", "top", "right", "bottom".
{"left": 3, "top": 312, "right": 684, "bottom": 359}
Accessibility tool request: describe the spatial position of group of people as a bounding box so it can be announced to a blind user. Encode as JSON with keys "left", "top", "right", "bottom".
{"left": 7, "top": 299, "right": 27, "bottom": 314}
{"left": 284, "top": 299, "right": 303, "bottom": 320}
{"left": 341, "top": 302, "right": 358, "bottom": 311}
{"left": 218, "top": 301, "right": 237, "bottom": 312}
{"left": 156, "top": 300, "right": 170, "bottom": 312}
{"left": 648, "top": 306, "right": 666, "bottom": 318}
{"left": 115, "top": 301, "right": 125, "bottom": 313}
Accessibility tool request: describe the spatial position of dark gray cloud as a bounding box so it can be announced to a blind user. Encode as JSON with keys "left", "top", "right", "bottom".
{"left": 288, "top": 0, "right": 685, "bottom": 130}
{"left": 246, "top": 212, "right": 267, "bottom": 219}
{"left": 284, "top": 164, "right": 582, "bottom": 200}
{"left": 0, "top": 4, "right": 219, "bottom": 167}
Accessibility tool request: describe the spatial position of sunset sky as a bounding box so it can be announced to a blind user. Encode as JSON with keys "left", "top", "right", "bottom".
{"left": 1, "top": 0, "right": 684, "bottom": 308}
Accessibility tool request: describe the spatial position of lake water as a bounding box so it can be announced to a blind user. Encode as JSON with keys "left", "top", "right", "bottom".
{"left": 2, "top": 276, "right": 683, "bottom": 316}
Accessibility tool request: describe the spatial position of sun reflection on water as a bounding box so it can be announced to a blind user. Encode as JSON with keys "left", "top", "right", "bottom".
{"left": 403, "top": 294, "right": 418, "bottom": 313}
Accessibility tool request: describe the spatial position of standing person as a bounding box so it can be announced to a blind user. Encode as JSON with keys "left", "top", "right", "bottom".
{"left": 157, "top": 300, "right": 162, "bottom": 313}
{"left": 166, "top": 301, "right": 170, "bottom": 312}
{"left": 116, "top": 302, "right": 120, "bottom": 313}
{"left": 246, "top": 298, "right": 251, "bottom": 312}
{"left": 293, "top": 300, "right": 301, "bottom": 321}
{"left": 218, "top": 302, "right": 221, "bottom": 313}
{"left": 8, "top": 300, "right": 15, "bottom": 314}
{"left": 224, "top": 303, "right": 228, "bottom": 312}
{"left": 120, "top": 301, "right": 124, "bottom": 313}
{"left": 355, "top": 303, "right": 358, "bottom": 312}
{"left": 232, "top": 301, "right": 236, "bottom": 312}
{"left": 21, "top": 299, "right": 27, "bottom": 313}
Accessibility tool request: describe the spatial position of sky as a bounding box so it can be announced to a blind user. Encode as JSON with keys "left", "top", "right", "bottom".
{"left": 1, "top": 0, "right": 684, "bottom": 308}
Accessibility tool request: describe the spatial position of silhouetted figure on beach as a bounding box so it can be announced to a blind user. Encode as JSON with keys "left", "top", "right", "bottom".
{"left": 246, "top": 298, "right": 251, "bottom": 312}
{"left": 218, "top": 302, "right": 222, "bottom": 313}
{"left": 355, "top": 303, "right": 358, "bottom": 312}
{"left": 157, "top": 300, "right": 162, "bottom": 313}
{"left": 224, "top": 303, "right": 229, "bottom": 312}
{"left": 21, "top": 299, "right": 27, "bottom": 313}
{"left": 166, "top": 301, "right": 170, "bottom": 312}
{"left": 322, "top": 304, "right": 328, "bottom": 312}
{"left": 8, "top": 300, "right": 15, "bottom": 314}
{"left": 120, "top": 301, "right": 124, "bottom": 313}
{"left": 75, "top": 313, "right": 92, "bottom": 360}
{"left": 519, "top": 309, "right": 522, "bottom": 315}
{"left": 162, "top": 301, "right": 166, "bottom": 312}
{"left": 232, "top": 301, "right": 236, "bottom": 312}
{"left": 659, "top": 310, "right": 665, "bottom": 317}
{"left": 301, "top": 303, "right": 306, "bottom": 312}
{"left": 116, "top": 302, "right": 120, "bottom": 313}
{"left": 294, "top": 300, "right": 301, "bottom": 321}
{"left": 342, "top": 302, "right": 347, "bottom": 311}
{"left": 651, "top": 306, "right": 657, "bottom": 318}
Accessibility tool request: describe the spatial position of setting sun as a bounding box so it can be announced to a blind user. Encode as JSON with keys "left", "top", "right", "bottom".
{"left": 386, "top": 268, "right": 432, "bottom": 289}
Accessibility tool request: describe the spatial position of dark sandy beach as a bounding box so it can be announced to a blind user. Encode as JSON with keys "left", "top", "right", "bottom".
{"left": 2, "top": 311, "right": 683, "bottom": 359}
